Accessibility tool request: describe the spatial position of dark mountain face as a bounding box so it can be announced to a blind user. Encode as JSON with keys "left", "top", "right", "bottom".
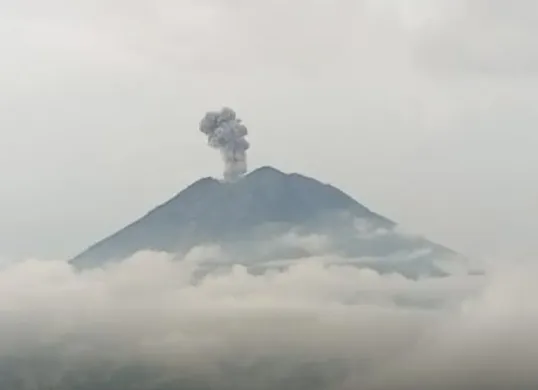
{"left": 70, "top": 166, "right": 463, "bottom": 277}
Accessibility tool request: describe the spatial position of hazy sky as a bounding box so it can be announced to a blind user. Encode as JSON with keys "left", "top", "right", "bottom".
{"left": 1, "top": 0, "right": 537, "bottom": 261}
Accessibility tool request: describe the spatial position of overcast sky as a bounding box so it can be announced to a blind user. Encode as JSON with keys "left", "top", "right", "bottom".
{"left": 1, "top": 0, "right": 536, "bottom": 261}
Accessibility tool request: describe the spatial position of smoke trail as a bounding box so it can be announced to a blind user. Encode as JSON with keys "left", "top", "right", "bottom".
{"left": 200, "top": 107, "right": 250, "bottom": 182}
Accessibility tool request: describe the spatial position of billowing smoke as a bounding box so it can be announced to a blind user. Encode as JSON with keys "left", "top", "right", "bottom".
{"left": 200, "top": 107, "right": 250, "bottom": 182}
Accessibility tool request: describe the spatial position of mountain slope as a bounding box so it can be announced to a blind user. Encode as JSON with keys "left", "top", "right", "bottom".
{"left": 70, "top": 166, "right": 461, "bottom": 277}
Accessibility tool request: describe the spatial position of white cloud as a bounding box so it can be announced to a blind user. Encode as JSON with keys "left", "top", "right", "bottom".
{"left": 0, "top": 247, "right": 534, "bottom": 389}
{"left": 413, "top": 0, "right": 538, "bottom": 76}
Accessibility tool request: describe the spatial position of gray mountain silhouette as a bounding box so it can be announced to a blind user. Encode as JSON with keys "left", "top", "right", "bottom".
{"left": 70, "top": 166, "right": 463, "bottom": 277}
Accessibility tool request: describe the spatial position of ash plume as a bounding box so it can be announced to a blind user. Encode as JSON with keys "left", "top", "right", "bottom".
{"left": 200, "top": 107, "right": 250, "bottom": 182}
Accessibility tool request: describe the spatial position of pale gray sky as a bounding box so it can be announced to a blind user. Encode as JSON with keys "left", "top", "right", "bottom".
{"left": 1, "top": 0, "right": 536, "bottom": 261}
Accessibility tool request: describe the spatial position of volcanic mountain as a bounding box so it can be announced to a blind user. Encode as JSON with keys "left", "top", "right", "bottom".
{"left": 70, "top": 166, "right": 464, "bottom": 277}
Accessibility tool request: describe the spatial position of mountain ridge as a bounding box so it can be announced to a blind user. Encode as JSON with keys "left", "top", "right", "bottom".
{"left": 70, "top": 166, "right": 460, "bottom": 277}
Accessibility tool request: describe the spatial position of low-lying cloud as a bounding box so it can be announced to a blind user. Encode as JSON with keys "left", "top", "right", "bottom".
{"left": 0, "top": 247, "right": 536, "bottom": 389}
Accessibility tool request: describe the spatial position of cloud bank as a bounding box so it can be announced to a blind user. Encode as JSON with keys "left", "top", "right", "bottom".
{"left": 0, "top": 245, "right": 535, "bottom": 389}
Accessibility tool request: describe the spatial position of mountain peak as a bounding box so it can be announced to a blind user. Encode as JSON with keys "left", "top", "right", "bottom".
{"left": 70, "top": 167, "right": 459, "bottom": 277}
{"left": 248, "top": 165, "right": 287, "bottom": 177}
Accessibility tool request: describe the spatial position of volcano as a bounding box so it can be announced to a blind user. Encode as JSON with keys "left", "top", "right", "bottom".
{"left": 70, "top": 166, "right": 464, "bottom": 277}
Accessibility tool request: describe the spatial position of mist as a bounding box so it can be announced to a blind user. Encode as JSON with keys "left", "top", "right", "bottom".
{"left": 0, "top": 242, "right": 536, "bottom": 389}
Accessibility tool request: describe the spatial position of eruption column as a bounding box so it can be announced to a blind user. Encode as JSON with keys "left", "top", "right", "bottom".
{"left": 199, "top": 107, "right": 250, "bottom": 182}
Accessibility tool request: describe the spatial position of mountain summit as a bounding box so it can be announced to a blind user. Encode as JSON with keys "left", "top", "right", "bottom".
{"left": 70, "top": 166, "right": 461, "bottom": 277}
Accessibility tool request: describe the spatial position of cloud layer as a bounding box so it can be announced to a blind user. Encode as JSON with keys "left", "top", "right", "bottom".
{"left": 0, "top": 245, "right": 535, "bottom": 389}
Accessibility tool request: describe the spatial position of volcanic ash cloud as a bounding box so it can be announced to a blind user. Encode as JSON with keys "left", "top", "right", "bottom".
{"left": 199, "top": 107, "right": 250, "bottom": 182}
